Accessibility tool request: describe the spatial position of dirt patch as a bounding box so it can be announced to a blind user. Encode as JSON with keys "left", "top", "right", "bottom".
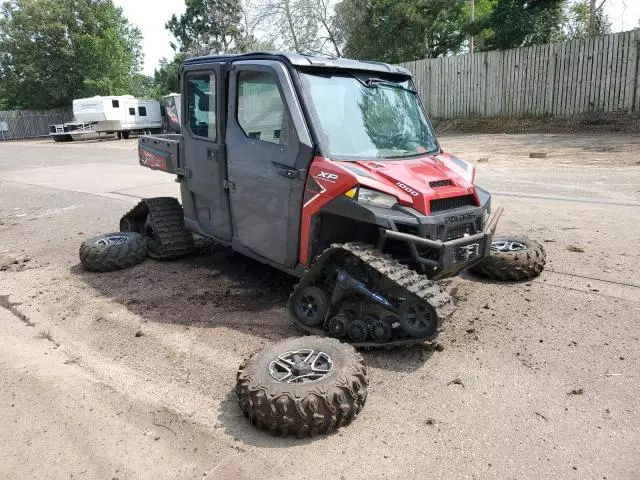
{"left": 76, "top": 246, "right": 297, "bottom": 340}
{"left": 0, "top": 295, "right": 35, "bottom": 326}
{"left": 433, "top": 113, "right": 640, "bottom": 135}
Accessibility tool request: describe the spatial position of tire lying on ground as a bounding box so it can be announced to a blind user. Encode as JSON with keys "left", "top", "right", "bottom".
{"left": 236, "top": 336, "right": 368, "bottom": 438}
{"left": 470, "top": 236, "right": 546, "bottom": 281}
{"left": 79, "top": 232, "right": 147, "bottom": 272}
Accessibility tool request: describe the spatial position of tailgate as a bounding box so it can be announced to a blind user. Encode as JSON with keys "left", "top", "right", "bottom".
{"left": 138, "top": 134, "right": 182, "bottom": 174}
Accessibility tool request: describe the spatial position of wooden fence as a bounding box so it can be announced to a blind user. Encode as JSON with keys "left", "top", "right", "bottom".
{"left": 0, "top": 107, "right": 73, "bottom": 140}
{"left": 400, "top": 30, "right": 640, "bottom": 119}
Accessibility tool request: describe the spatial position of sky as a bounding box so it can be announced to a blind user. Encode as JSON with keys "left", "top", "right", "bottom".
{"left": 114, "top": 0, "right": 186, "bottom": 76}
{"left": 116, "top": 0, "right": 640, "bottom": 76}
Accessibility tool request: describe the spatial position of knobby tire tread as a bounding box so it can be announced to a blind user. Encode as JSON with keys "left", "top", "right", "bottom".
{"left": 236, "top": 337, "right": 368, "bottom": 437}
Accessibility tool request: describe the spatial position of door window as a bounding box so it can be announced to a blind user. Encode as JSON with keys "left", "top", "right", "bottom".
{"left": 186, "top": 73, "right": 217, "bottom": 140}
{"left": 138, "top": 106, "right": 147, "bottom": 116}
{"left": 237, "top": 71, "right": 288, "bottom": 146}
{"left": 129, "top": 108, "right": 136, "bottom": 115}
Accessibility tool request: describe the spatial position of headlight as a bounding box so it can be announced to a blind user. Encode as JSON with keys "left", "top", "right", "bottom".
{"left": 356, "top": 187, "right": 398, "bottom": 208}
{"left": 444, "top": 156, "right": 476, "bottom": 185}
{"left": 458, "top": 158, "right": 476, "bottom": 184}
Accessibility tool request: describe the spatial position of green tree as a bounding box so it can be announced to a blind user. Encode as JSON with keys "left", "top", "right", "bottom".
{"left": 0, "top": 0, "right": 144, "bottom": 109}
{"left": 152, "top": 54, "right": 187, "bottom": 97}
{"left": 563, "top": 0, "right": 610, "bottom": 39}
{"left": 166, "top": 0, "right": 245, "bottom": 55}
{"left": 334, "top": 0, "right": 468, "bottom": 63}
{"left": 477, "top": 0, "right": 566, "bottom": 51}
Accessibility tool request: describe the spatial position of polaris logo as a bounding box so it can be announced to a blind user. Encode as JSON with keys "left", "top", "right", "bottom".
{"left": 315, "top": 171, "right": 339, "bottom": 182}
{"left": 396, "top": 182, "right": 420, "bottom": 197}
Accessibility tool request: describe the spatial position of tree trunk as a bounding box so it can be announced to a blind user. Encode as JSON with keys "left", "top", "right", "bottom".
{"left": 469, "top": 0, "right": 474, "bottom": 55}
{"left": 318, "top": 16, "right": 342, "bottom": 57}
{"left": 284, "top": 0, "right": 301, "bottom": 53}
{"left": 589, "top": 0, "right": 596, "bottom": 36}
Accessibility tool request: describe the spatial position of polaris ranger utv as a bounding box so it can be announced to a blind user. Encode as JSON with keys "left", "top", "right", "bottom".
{"left": 124, "top": 52, "right": 502, "bottom": 348}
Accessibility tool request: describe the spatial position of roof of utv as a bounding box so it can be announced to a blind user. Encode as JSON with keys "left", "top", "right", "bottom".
{"left": 183, "top": 51, "right": 412, "bottom": 77}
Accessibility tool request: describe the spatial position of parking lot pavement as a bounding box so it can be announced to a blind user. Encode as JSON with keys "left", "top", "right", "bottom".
{"left": 1, "top": 134, "right": 639, "bottom": 480}
{"left": 0, "top": 138, "right": 178, "bottom": 201}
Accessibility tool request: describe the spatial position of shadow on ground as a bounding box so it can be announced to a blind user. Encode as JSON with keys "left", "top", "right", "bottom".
{"left": 74, "top": 246, "right": 297, "bottom": 342}
{"left": 215, "top": 391, "right": 325, "bottom": 448}
{"left": 74, "top": 245, "right": 434, "bottom": 373}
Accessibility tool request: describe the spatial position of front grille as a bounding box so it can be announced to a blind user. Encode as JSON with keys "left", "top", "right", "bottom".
{"left": 429, "top": 179, "right": 453, "bottom": 188}
{"left": 436, "top": 223, "right": 475, "bottom": 241}
{"left": 430, "top": 195, "right": 476, "bottom": 212}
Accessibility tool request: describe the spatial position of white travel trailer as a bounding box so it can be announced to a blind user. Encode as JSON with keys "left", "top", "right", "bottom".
{"left": 50, "top": 95, "right": 162, "bottom": 141}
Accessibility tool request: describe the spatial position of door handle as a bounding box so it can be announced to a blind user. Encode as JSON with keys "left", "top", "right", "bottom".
{"left": 272, "top": 162, "right": 301, "bottom": 179}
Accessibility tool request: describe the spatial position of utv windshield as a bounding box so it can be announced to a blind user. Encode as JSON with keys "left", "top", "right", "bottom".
{"left": 300, "top": 72, "right": 439, "bottom": 160}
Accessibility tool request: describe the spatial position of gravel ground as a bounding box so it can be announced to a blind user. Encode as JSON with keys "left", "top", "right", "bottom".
{"left": 0, "top": 134, "right": 639, "bottom": 480}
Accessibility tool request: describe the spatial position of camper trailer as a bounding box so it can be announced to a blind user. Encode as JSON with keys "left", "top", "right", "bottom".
{"left": 49, "top": 95, "right": 162, "bottom": 141}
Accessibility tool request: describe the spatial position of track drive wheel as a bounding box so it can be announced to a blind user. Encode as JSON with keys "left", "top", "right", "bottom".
{"left": 370, "top": 318, "right": 392, "bottom": 343}
{"left": 399, "top": 300, "right": 438, "bottom": 338}
{"left": 290, "top": 286, "right": 329, "bottom": 327}
{"left": 236, "top": 336, "right": 368, "bottom": 437}
{"left": 327, "top": 314, "right": 349, "bottom": 338}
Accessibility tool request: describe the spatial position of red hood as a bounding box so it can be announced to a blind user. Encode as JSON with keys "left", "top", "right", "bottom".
{"left": 340, "top": 154, "right": 476, "bottom": 215}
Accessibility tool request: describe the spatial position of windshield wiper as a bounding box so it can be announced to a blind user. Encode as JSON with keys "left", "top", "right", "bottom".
{"left": 357, "top": 76, "right": 418, "bottom": 94}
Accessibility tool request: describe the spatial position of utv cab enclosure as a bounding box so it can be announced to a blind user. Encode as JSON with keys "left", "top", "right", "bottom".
{"left": 131, "top": 52, "right": 502, "bottom": 347}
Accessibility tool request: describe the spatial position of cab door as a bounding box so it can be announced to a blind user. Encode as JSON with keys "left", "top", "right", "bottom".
{"left": 226, "top": 60, "right": 314, "bottom": 268}
{"left": 181, "top": 63, "right": 232, "bottom": 241}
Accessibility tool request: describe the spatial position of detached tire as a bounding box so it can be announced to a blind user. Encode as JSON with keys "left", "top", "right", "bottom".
{"left": 236, "top": 336, "right": 368, "bottom": 438}
{"left": 79, "top": 232, "right": 147, "bottom": 272}
{"left": 471, "top": 236, "right": 546, "bottom": 281}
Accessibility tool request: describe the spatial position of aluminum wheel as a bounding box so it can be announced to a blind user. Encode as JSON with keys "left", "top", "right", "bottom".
{"left": 491, "top": 240, "right": 528, "bottom": 252}
{"left": 268, "top": 349, "right": 333, "bottom": 383}
{"left": 95, "top": 235, "right": 129, "bottom": 246}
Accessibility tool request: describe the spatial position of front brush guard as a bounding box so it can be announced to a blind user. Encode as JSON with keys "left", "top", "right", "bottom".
{"left": 380, "top": 207, "right": 504, "bottom": 278}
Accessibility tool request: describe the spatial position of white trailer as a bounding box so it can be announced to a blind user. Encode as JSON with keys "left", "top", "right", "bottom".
{"left": 50, "top": 95, "right": 162, "bottom": 141}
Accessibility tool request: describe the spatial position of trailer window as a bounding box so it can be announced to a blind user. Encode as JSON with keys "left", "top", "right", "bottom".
{"left": 112, "top": 100, "right": 119, "bottom": 108}
{"left": 138, "top": 107, "right": 147, "bottom": 117}
{"left": 237, "top": 71, "right": 288, "bottom": 146}
{"left": 186, "top": 73, "right": 216, "bottom": 140}
{"left": 129, "top": 108, "right": 135, "bottom": 115}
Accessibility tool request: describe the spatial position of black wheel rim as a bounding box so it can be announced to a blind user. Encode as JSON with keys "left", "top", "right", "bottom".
{"left": 297, "top": 294, "right": 320, "bottom": 320}
{"left": 348, "top": 320, "right": 368, "bottom": 343}
{"left": 328, "top": 315, "right": 348, "bottom": 338}
{"left": 268, "top": 349, "right": 333, "bottom": 383}
{"left": 370, "top": 319, "right": 391, "bottom": 343}
{"left": 402, "top": 302, "right": 436, "bottom": 336}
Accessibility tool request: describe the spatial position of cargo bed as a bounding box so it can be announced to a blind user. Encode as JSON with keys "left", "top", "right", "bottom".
{"left": 138, "top": 134, "right": 182, "bottom": 174}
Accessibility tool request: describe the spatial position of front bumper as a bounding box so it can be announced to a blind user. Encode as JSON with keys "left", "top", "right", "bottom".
{"left": 382, "top": 206, "right": 503, "bottom": 278}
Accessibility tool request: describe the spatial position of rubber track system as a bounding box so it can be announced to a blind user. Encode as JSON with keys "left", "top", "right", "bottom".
{"left": 236, "top": 336, "right": 368, "bottom": 437}
{"left": 471, "top": 237, "right": 546, "bottom": 281}
{"left": 121, "top": 197, "right": 194, "bottom": 260}
{"left": 289, "top": 243, "right": 456, "bottom": 349}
